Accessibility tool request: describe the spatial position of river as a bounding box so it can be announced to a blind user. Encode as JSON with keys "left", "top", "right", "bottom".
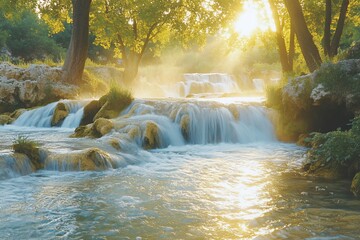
{"left": 0, "top": 97, "right": 359, "bottom": 239}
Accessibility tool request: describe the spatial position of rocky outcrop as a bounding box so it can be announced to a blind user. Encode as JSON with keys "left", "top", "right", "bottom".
{"left": 51, "top": 102, "right": 69, "bottom": 126}
{"left": 0, "top": 62, "right": 79, "bottom": 113}
{"left": 143, "top": 121, "right": 160, "bottom": 150}
{"left": 180, "top": 114, "right": 190, "bottom": 141}
{"left": 351, "top": 172, "right": 360, "bottom": 197}
{"left": 71, "top": 118, "right": 114, "bottom": 138}
{"left": 276, "top": 59, "right": 360, "bottom": 141}
{"left": 45, "top": 148, "right": 114, "bottom": 171}
{"left": 0, "top": 114, "right": 13, "bottom": 125}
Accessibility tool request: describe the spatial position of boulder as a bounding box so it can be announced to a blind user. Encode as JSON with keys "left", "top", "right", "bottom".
{"left": 180, "top": 114, "right": 190, "bottom": 141}
{"left": 45, "top": 148, "right": 114, "bottom": 171}
{"left": 71, "top": 118, "right": 114, "bottom": 138}
{"left": 0, "top": 114, "right": 13, "bottom": 125}
{"left": 51, "top": 102, "right": 69, "bottom": 126}
{"left": 143, "top": 121, "right": 160, "bottom": 150}
{"left": 93, "top": 118, "right": 114, "bottom": 136}
{"left": 12, "top": 139, "right": 43, "bottom": 170}
{"left": 80, "top": 100, "right": 101, "bottom": 125}
{"left": 351, "top": 172, "right": 360, "bottom": 197}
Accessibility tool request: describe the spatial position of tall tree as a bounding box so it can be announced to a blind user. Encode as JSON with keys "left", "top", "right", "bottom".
{"left": 62, "top": 0, "right": 92, "bottom": 84}
{"left": 323, "top": 0, "right": 332, "bottom": 56}
{"left": 268, "top": 0, "right": 292, "bottom": 73}
{"left": 284, "top": 0, "right": 322, "bottom": 72}
{"left": 329, "top": 0, "right": 350, "bottom": 57}
{"left": 91, "top": 0, "right": 240, "bottom": 85}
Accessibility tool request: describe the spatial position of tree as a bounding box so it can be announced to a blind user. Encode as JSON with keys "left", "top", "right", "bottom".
{"left": 91, "top": 0, "right": 241, "bottom": 85}
{"left": 268, "top": 0, "right": 294, "bottom": 73}
{"left": 61, "top": 0, "right": 92, "bottom": 84}
{"left": 284, "top": 0, "right": 322, "bottom": 72}
{"left": 329, "top": 0, "right": 350, "bottom": 57}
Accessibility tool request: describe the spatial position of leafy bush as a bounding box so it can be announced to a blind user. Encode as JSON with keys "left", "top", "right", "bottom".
{"left": 307, "top": 117, "right": 360, "bottom": 167}
{"left": 0, "top": 11, "right": 65, "bottom": 62}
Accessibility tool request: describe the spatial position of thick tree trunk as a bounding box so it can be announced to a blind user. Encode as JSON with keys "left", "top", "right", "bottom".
{"left": 284, "top": 0, "right": 322, "bottom": 72}
{"left": 62, "top": 0, "right": 92, "bottom": 84}
{"left": 269, "top": 0, "right": 292, "bottom": 73}
{"left": 330, "top": 0, "right": 349, "bottom": 57}
{"left": 323, "top": 0, "right": 332, "bottom": 56}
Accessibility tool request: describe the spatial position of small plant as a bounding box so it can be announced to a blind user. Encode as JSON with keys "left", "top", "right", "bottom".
{"left": 107, "top": 82, "right": 133, "bottom": 107}
{"left": 12, "top": 135, "right": 39, "bottom": 154}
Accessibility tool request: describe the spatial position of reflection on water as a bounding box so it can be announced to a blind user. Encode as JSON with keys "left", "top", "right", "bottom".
{"left": 1, "top": 143, "right": 360, "bottom": 239}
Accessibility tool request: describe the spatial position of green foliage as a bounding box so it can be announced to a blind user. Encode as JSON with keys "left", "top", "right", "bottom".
{"left": 0, "top": 11, "right": 65, "bottom": 61}
{"left": 314, "top": 62, "right": 360, "bottom": 100}
{"left": 265, "top": 83, "right": 283, "bottom": 110}
{"left": 307, "top": 117, "right": 360, "bottom": 167}
{"left": 12, "top": 135, "right": 38, "bottom": 154}
{"left": 107, "top": 83, "right": 133, "bottom": 107}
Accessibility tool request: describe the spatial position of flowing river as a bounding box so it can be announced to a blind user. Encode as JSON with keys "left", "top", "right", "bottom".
{"left": 0, "top": 97, "right": 359, "bottom": 239}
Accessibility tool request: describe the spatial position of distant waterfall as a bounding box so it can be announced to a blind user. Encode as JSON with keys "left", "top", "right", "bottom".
{"left": 12, "top": 100, "right": 87, "bottom": 128}
{"left": 177, "top": 73, "right": 240, "bottom": 97}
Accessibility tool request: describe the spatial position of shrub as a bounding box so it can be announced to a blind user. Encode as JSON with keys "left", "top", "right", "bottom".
{"left": 12, "top": 135, "right": 38, "bottom": 154}
{"left": 307, "top": 117, "right": 360, "bottom": 167}
{"left": 107, "top": 82, "right": 133, "bottom": 107}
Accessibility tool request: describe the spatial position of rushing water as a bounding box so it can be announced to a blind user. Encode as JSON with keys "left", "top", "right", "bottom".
{"left": 0, "top": 98, "right": 359, "bottom": 239}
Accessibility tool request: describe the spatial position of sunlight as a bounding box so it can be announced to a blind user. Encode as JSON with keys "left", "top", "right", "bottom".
{"left": 233, "top": 0, "right": 275, "bottom": 37}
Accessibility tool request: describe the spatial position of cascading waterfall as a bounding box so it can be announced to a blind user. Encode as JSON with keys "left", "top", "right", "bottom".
{"left": 12, "top": 100, "right": 88, "bottom": 128}
{"left": 0, "top": 153, "right": 34, "bottom": 180}
{"left": 116, "top": 99, "right": 276, "bottom": 148}
{"left": 177, "top": 73, "right": 240, "bottom": 97}
{"left": 1, "top": 98, "right": 276, "bottom": 176}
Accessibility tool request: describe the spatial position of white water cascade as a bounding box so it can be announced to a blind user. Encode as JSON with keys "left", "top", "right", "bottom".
{"left": 177, "top": 73, "right": 240, "bottom": 97}
{"left": 115, "top": 99, "right": 276, "bottom": 148}
{"left": 12, "top": 100, "right": 87, "bottom": 128}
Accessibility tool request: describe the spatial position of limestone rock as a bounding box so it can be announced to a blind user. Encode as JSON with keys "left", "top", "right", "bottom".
{"left": 0, "top": 62, "right": 79, "bottom": 113}
{"left": 351, "top": 172, "right": 360, "bottom": 197}
{"left": 93, "top": 118, "right": 114, "bottom": 136}
{"left": 71, "top": 118, "right": 113, "bottom": 138}
{"left": 80, "top": 100, "right": 101, "bottom": 126}
{"left": 45, "top": 148, "right": 114, "bottom": 171}
{"left": 180, "top": 114, "right": 190, "bottom": 141}
{"left": 143, "top": 121, "right": 160, "bottom": 150}
{"left": 0, "top": 114, "right": 14, "bottom": 125}
{"left": 310, "top": 84, "right": 330, "bottom": 104}
{"left": 51, "top": 102, "right": 69, "bottom": 126}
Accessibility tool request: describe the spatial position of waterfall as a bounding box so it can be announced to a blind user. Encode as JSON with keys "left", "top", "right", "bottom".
{"left": 252, "top": 78, "right": 265, "bottom": 92}
{"left": 177, "top": 73, "right": 240, "bottom": 97}
{"left": 0, "top": 153, "right": 34, "bottom": 180}
{"left": 115, "top": 100, "right": 276, "bottom": 148}
{"left": 12, "top": 100, "right": 87, "bottom": 128}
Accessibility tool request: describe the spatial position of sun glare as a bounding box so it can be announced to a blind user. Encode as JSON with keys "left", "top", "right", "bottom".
{"left": 233, "top": 0, "right": 275, "bottom": 37}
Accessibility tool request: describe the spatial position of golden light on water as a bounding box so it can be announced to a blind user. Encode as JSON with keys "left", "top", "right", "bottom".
{"left": 233, "top": 0, "right": 275, "bottom": 37}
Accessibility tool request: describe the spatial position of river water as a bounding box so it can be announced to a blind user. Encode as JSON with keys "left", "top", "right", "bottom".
{"left": 0, "top": 97, "right": 359, "bottom": 239}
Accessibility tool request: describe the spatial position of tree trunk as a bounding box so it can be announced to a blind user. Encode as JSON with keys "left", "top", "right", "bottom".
{"left": 284, "top": 0, "right": 322, "bottom": 72}
{"left": 323, "top": 0, "right": 332, "bottom": 56}
{"left": 289, "top": 21, "right": 295, "bottom": 70}
{"left": 123, "top": 51, "right": 140, "bottom": 85}
{"left": 62, "top": 0, "right": 92, "bottom": 84}
{"left": 330, "top": 0, "right": 349, "bottom": 57}
{"left": 269, "top": 0, "right": 292, "bottom": 73}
